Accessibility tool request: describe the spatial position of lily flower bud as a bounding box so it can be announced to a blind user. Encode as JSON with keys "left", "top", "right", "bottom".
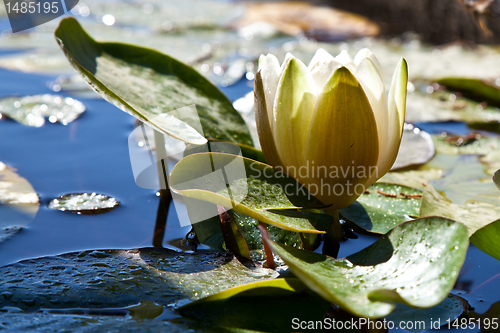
{"left": 254, "top": 49, "right": 408, "bottom": 210}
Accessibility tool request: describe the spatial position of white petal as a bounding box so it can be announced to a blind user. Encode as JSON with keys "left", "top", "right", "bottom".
{"left": 273, "top": 57, "right": 317, "bottom": 171}
{"left": 258, "top": 54, "right": 280, "bottom": 129}
{"left": 355, "top": 56, "right": 388, "bottom": 177}
{"left": 354, "top": 48, "right": 383, "bottom": 77}
{"left": 308, "top": 48, "right": 340, "bottom": 92}
{"left": 279, "top": 52, "right": 295, "bottom": 75}
{"left": 365, "top": 58, "right": 408, "bottom": 187}
{"left": 335, "top": 50, "right": 355, "bottom": 71}
{"left": 308, "top": 48, "right": 335, "bottom": 69}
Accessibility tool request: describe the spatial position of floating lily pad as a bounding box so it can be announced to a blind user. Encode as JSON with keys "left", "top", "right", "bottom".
{"left": 430, "top": 155, "right": 500, "bottom": 206}
{"left": 437, "top": 77, "right": 500, "bottom": 107}
{"left": 269, "top": 217, "right": 469, "bottom": 319}
{"left": 0, "top": 94, "right": 85, "bottom": 127}
{"left": 405, "top": 87, "right": 500, "bottom": 125}
{"left": 470, "top": 219, "right": 500, "bottom": 262}
{"left": 170, "top": 152, "right": 331, "bottom": 233}
{"left": 179, "top": 278, "right": 330, "bottom": 333}
{"left": 54, "top": 17, "right": 253, "bottom": 146}
{"left": 391, "top": 124, "right": 435, "bottom": 170}
{"left": 48, "top": 193, "right": 119, "bottom": 215}
{"left": 385, "top": 294, "right": 466, "bottom": 332}
{"left": 0, "top": 248, "right": 278, "bottom": 312}
{"left": 380, "top": 169, "right": 443, "bottom": 191}
{"left": 419, "top": 185, "right": 500, "bottom": 237}
{"left": 494, "top": 169, "right": 500, "bottom": 190}
{"left": 340, "top": 183, "right": 421, "bottom": 234}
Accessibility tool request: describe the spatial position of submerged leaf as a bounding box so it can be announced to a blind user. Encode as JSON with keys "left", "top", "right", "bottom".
{"left": 269, "top": 217, "right": 468, "bottom": 318}
{"left": 54, "top": 17, "right": 252, "bottom": 146}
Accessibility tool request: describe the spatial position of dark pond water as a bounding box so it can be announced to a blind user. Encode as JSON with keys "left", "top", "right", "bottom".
{"left": 0, "top": 39, "right": 500, "bottom": 333}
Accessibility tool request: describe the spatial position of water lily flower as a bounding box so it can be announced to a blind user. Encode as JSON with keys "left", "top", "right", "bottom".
{"left": 254, "top": 49, "right": 408, "bottom": 211}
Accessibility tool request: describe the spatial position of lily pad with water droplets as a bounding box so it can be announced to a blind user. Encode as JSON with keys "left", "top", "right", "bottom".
{"left": 169, "top": 152, "right": 331, "bottom": 233}
{"left": 269, "top": 217, "right": 469, "bottom": 319}
{"left": 48, "top": 193, "right": 119, "bottom": 215}
{"left": 340, "top": 183, "right": 422, "bottom": 234}
{"left": 0, "top": 94, "right": 85, "bottom": 127}
{"left": 54, "top": 17, "right": 253, "bottom": 146}
{"left": 0, "top": 248, "right": 278, "bottom": 312}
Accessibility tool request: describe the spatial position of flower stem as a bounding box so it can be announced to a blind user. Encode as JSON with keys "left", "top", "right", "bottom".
{"left": 324, "top": 207, "right": 342, "bottom": 243}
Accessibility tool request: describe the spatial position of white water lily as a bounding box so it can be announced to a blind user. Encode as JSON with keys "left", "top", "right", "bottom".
{"left": 254, "top": 48, "right": 408, "bottom": 210}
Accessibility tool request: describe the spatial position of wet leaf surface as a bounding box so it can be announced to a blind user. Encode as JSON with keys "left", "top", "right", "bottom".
{"left": 0, "top": 248, "right": 278, "bottom": 312}
{"left": 470, "top": 219, "right": 500, "bottom": 262}
{"left": 341, "top": 183, "right": 421, "bottom": 234}
{"left": 48, "top": 193, "right": 120, "bottom": 215}
{"left": 384, "top": 294, "right": 466, "bottom": 332}
{"left": 179, "top": 278, "right": 330, "bottom": 333}
{"left": 54, "top": 18, "right": 253, "bottom": 146}
{"left": 0, "top": 94, "right": 85, "bottom": 127}
{"left": 170, "top": 152, "right": 331, "bottom": 233}
{"left": 269, "top": 217, "right": 469, "bottom": 318}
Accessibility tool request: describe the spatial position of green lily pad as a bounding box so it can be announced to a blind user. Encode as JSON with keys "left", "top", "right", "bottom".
{"left": 429, "top": 155, "right": 500, "bottom": 206}
{"left": 470, "top": 219, "right": 500, "bottom": 261}
{"left": 269, "top": 217, "right": 469, "bottom": 319}
{"left": 54, "top": 17, "right": 253, "bottom": 146}
{"left": 419, "top": 185, "right": 500, "bottom": 237}
{"left": 437, "top": 77, "right": 500, "bottom": 107}
{"left": 179, "top": 278, "right": 331, "bottom": 333}
{"left": 380, "top": 169, "right": 443, "bottom": 191}
{"left": 385, "top": 294, "right": 466, "bottom": 332}
{"left": 405, "top": 87, "right": 500, "bottom": 125}
{"left": 340, "top": 183, "right": 421, "bottom": 234}
{"left": 0, "top": 248, "right": 278, "bottom": 312}
{"left": 170, "top": 152, "right": 331, "bottom": 233}
{"left": 494, "top": 169, "right": 500, "bottom": 190}
{"left": 185, "top": 140, "right": 267, "bottom": 164}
